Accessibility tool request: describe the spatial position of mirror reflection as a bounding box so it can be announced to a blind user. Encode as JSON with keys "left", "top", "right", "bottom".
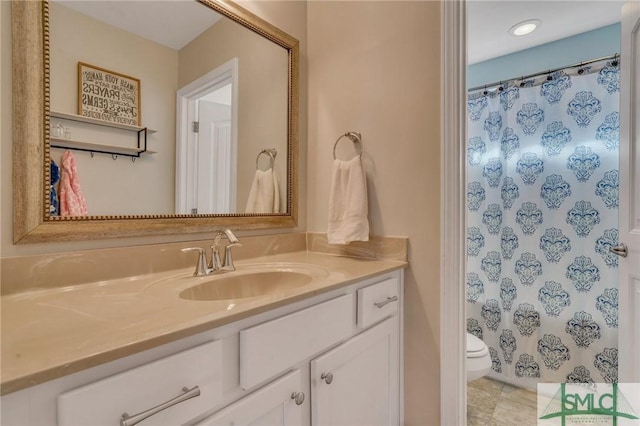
{"left": 48, "top": 0, "right": 289, "bottom": 217}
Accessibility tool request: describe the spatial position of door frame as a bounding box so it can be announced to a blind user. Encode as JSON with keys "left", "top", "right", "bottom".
{"left": 441, "top": 1, "right": 638, "bottom": 423}
{"left": 175, "top": 58, "right": 239, "bottom": 214}
{"left": 440, "top": 1, "right": 466, "bottom": 424}
{"left": 619, "top": 0, "right": 640, "bottom": 383}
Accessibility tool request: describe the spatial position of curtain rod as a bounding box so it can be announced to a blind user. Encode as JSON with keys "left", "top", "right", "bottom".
{"left": 468, "top": 53, "right": 619, "bottom": 93}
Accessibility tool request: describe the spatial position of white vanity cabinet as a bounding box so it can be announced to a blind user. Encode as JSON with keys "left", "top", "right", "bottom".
{"left": 0, "top": 270, "right": 403, "bottom": 426}
{"left": 198, "top": 274, "right": 402, "bottom": 426}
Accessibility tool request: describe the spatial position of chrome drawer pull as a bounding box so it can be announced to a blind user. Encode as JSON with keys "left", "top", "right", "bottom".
{"left": 120, "top": 386, "right": 200, "bottom": 426}
{"left": 374, "top": 296, "right": 398, "bottom": 309}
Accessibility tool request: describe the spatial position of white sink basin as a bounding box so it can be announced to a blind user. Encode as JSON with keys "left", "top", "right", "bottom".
{"left": 178, "top": 263, "right": 329, "bottom": 301}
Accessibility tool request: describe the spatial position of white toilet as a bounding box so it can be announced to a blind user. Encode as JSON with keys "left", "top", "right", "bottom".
{"left": 466, "top": 332, "right": 491, "bottom": 381}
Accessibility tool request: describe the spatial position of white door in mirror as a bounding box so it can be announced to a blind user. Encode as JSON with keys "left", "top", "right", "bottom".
{"left": 196, "top": 98, "right": 233, "bottom": 214}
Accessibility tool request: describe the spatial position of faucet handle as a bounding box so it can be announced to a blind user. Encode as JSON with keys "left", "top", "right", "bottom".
{"left": 181, "top": 247, "right": 209, "bottom": 276}
{"left": 221, "top": 242, "right": 243, "bottom": 271}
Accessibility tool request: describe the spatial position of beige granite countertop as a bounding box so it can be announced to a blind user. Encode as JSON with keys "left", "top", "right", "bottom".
{"left": 1, "top": 251, "right": 406, "bottom": 395}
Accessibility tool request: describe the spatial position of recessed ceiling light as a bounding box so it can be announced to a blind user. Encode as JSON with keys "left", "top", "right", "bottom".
{"left": 509, "top": 19, "right": 541, "bottom": 36}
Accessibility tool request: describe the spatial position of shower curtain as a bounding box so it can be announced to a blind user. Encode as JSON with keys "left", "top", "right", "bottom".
{"left": 466, "top": 58, "right": 620, "bottom": 388}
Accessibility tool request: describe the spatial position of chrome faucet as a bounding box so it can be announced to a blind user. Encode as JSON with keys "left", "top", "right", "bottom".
{"left": 181, "top": 229, "right": 242, "bottom": 276}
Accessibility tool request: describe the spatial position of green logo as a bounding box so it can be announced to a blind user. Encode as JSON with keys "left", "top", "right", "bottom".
{"left": 539, "top": 383, "right": 639, "bottom": 425}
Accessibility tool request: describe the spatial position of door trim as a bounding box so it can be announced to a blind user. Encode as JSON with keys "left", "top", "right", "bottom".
{"left": 175, "top": 58, "right": 239, "bottom": 214}
{"left": 619, "top": 0, "right": 640, "bottom": 382}
{"left": 440, "top": 0, "right": 466, "bottom": 424}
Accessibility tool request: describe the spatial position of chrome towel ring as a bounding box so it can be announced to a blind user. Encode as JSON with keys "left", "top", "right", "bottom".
{"left": 332, "top": 131, "right": 363, "bottom": 160}
{"left": 256, "top": 148, "right": 277, "bottom": 170}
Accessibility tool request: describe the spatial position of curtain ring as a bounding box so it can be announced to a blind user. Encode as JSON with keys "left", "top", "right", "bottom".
{"left": 131, "top": 157, "right": 136, "bottom": 163}
{"left": 546, "top": 70, "right": 553, "bottom": 81}
{"left": 112, "top": 154, "right": 118, "bottom": 160}
{"left": 90, "top": 152, "right": 94, "bottom": 158}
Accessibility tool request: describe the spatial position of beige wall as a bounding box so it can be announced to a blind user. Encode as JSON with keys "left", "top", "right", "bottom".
{"left": 0, "top": 0, "right": 307, "bottom": 257}
{"left": 178, "top": 16, "right": 288, "bottom": 213}
{"left": 49, "top": 2, "right": 178, "bottom": 215}
{"left": 306, "top": 1, "right": 441, "bottom": 424}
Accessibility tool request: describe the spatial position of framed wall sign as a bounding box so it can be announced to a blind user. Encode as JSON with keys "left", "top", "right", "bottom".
{"left": 78, "top": 62, "right": 141, "bottom": 126}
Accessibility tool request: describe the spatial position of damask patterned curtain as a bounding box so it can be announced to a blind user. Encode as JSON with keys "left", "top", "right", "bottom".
{"left": 466, "top": 58, "right": 620, "bottom": 387}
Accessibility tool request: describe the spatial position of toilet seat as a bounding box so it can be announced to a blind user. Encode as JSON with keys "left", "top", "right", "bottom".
{"left": 466, "top": 333, "right": 489, "bottom": 358}
{"left": 466, "top": 333, "right": 491, "bottom": 381}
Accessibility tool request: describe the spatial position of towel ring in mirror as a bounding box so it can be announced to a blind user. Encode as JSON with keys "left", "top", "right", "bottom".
{"left": 332, "top": 131, "right": 363, "bottom": 160}
{"left": 256, "top": 148, "right": 277, "bottom": 170}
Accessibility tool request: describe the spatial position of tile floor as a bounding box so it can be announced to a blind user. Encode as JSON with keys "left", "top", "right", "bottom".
{"left": 467, "top": 377, "right": 539, "bottom": 426}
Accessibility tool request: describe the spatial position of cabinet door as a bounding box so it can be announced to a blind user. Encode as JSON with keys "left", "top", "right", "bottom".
{"left": 311, "top": 317, "right": 399, "bottom": 426}
{"left": 198, "top": 370, "right": 305, "bottom": 426}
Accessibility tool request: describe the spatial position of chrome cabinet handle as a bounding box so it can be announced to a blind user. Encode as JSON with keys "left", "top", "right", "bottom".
{"left": 291, "top": 391, "right": 305, "bottom": 405}
{"left": 321, "top": 372, "right": 333, "bottom": 384}
{"left": 374, "top": 296, "right": 398, "bottom": 309}
{"left": 120, "top": 386, "right": 200, "bottom": 426}
{"left": 609, "top": 243, "right": 628, "bottom": 258}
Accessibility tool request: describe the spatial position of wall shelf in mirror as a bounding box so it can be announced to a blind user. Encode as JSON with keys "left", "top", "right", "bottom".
{"left": 50, "top": 111, "right": 157, "bottom": 134}
{"left": 50, "top": 111, "right": 156, "bottom": 159}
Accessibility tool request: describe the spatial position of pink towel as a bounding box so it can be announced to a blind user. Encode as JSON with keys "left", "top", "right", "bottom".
{"left": 59, "top": 150, "right": 88, "bottom": 216}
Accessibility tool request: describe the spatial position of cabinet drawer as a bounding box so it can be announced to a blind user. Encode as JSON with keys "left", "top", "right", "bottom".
{"left": 58, "top": 340, "right": 223, "bottom": 426}
{"left": 357, "top": 277, "right": 399, "bottom": 329}
{"left": 240, "top": 294, "right": 354, "bottom": 390}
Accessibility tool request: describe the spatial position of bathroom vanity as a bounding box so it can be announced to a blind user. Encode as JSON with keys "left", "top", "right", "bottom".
{"left": 1, "top": 252, "right": 405, "bottom": 425}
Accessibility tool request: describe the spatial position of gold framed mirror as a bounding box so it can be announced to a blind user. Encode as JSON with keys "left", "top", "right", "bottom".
{"left": 12, "top": 0, "right": 299, "bottom": 244}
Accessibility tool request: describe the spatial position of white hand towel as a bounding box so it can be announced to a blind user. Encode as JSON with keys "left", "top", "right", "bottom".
{"left": 327, "top": 155, "right": 369, "bottom": 244}
{"left": 245, "top": 168, "right": 280, "bottom": 213}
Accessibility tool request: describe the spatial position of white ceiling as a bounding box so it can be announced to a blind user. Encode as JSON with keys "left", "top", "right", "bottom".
{"left": 55, "top": 0, "right": 222, "bottom": 51}
{"left": 468, "top": 0, "right": 625, "bottom": 64}
{"left": 57, "top": 1, "right": 625, "bottom": 62}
